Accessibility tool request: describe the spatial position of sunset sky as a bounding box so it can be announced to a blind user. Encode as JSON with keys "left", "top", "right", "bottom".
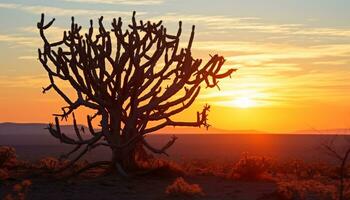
{"left": 0, "top": 0, "right": 350, "bottom": 133}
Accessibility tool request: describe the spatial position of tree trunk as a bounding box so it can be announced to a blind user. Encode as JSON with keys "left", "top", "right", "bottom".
{"left": 110, "top": 141, "right": 148, "bottom": 176}
{"left": 108, "top": 111, "right": 150, "bottom": 175}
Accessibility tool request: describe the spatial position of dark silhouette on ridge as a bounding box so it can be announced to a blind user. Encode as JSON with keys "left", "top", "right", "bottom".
{"left": 37, "top": 11, "right": 235, "bottom": 176}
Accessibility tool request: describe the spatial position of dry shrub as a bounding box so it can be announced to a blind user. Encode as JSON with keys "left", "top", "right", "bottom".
{"left": 138, "top": 158, "right": 185, "bottom": 177}
{"left": 228, "top": 153, "right": 271, "bottom": 181}
{"left": 181, "top": 159, "right": 229, "bottom": 177}
{"left": 73, "top": 160, "right": 89, "bottom": 171}
{"left": 0, "top": 146, "right": 31, "bottom": 180}
{"left": 165, "top": 177, "right": 204, "bottom": 197}
{"left": 37, "top": 157, "right": 63, "bottom": 170}
{"left": 276, "top": 159, "right": 332, "bottom": 179}
{"left": 277, "top": 180, "right": 336, "bottom": 200}
{"left": 36, "top": 157, "right": 88, "bottom": 169}
{"left": 0, "top": 168, "right": 10, "bottom": 180}
{"left": 0, "top": 146, "right": 18, "bottom": 168}
{"left": 3, "top": 179, "right": 32, "bottom": 200}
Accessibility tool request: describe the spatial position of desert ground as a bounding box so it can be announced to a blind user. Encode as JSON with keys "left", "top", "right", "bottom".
{"left": 1, "top": 174, "right": 278, "bottom": 200}
{"left": 0, "top": 125, "right": 347, "bottom": 199}
{"left": 0, "top": 143, "right": 344, "bottom": 200}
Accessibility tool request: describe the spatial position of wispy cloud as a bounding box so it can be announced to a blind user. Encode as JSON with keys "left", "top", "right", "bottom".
{"left": 0, "top": 74, "right": 74, "bottom": 89}
{"left": 0, "top": 3, "right": 18, "bottom": 9}
{"left": 226, "top": 44, "right": 350, "bottom": 66}
{"left": 191, "top": 41, "right": 350, "bottom": 67}
{"left": 194, "top": 40, "right": 350, "bottom": 108}
{"left": 1, "top": 2, "right": 350, "bottom": 112}
{"left": 200, "top": 67, "right": 350, "bottom": 108}
{"left": 18, "top": 55, "right": 38, "bottom": 60}
{"left": 62, "top": 0, "right": 163, "bottom": 5}
{"left": 0, "top": 75, "right": 48, "bottom": 88}
{"left": 0, "top": 3, "right": 143, "bottom": 17}
{"left": 154, "top": 13, "right": 350, "bottom": 39}
{"left": 0, "top": 34, "right": 39, "bottom": 47}
{"left": 2, "top": 3, "right": 350, "bottom": 39}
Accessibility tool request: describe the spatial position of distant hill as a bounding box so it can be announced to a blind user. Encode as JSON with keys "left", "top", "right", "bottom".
{"left": 0, "top": 122, "right": 348, "bottom": 146}
{"left": 154, "top": 126, "right": 266, "bottom": 134}
{"left": 0, "top": 122, "right": 87, "bottom": 145}
{"left": 1, "top": 122, "right": 347, "bottom": 135}
{"left": 0, "top": 122, "right": 264, "bottom": 136}
{"left": 289, "top": 128, "right": 350, "bottom": 135}
{"left": 0, "top": 122, "right": 78, "bottom": 135}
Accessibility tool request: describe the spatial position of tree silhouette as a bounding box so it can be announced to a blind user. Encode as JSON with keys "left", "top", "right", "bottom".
{"left": 37, "top": 12, "right": 235, "bottom": 176}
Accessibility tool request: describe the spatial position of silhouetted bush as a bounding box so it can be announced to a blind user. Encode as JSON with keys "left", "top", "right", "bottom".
{"left": 277, "top": 180, "right": 336, "bottom": 200}
{"left": 228, "top": 153, "right": 271, "bottom": 180}
{"left": 138, "top": 158, "right": 186, "bottom": 177}
{"left": 0, "top": 146, "right": 17, "bottom": 168}
{"left": 37, "top": 157, "right": 62, "bottom": 170}
{"left": 276, "top": 159, "right": 332, "bottom": 179}
{"left": 0, "top": 169, "right": 9, "bottom": 180}
{"left": 0, "top": 146, "right": 30, "bottom": 180}
{"left": 3, "top": 179, "right": 32, "bottom": 200}
{"left": 165, "top": 177, "right": 204, "bottom": 197}
{"left": 182, "top": 159, "right": 229, "bottom": 177}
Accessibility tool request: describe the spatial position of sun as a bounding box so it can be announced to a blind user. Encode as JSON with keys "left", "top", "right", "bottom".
{"left": 233, "top": 97, "right": 256, "bottom": 108}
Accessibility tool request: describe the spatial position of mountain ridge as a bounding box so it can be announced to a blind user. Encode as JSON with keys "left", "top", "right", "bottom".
{"left": 0, "top": 122, "right": 348, "bottom": 135}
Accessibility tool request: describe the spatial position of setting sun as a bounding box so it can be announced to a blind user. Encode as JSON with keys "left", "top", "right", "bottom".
{"left": 232, "top": 97, "right": 256, "bottom": 108}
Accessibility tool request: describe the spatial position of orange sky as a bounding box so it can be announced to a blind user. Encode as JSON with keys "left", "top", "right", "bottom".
{"left": 1, "top": 0, "right": 350, "bottom": 133}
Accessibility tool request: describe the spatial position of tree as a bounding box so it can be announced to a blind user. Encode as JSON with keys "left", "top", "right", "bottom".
{"left": 37, "top": 11, "right": 235, "bottom": 176}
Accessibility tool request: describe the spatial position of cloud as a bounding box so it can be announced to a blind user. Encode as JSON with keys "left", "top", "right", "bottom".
{"left": 200, "top": 65, "right": 350, "bottom": 108}
{"left": 21, "top": 26, "right": 69, "bottom": 42}
{"left": 227, "top": 44, "right": 350, "bottom": 66}
{"left": 192, "top": 41, "right": 350, "bottom": 108}
{"left": 0, "top": 3, "right": 18, "bottom": 9}
{"left": 191, "top": 41, "right": 350, "bottom": 68}
{"left": 18, "top": 56, "right": 38, "bottom": 60}
{"left": 0, "top": 74, "right": 75, "bottom": 90}
{"left": 1, "top": 2, "right": 350, "bottom": 111}
{"left": 62, "top": 0, "right": 163, "bottom": 5}
{"left": 0, "top": 26, "right": 69, "bottom": 49}
{"left": 0, "top": 3, "right": 144, "bottom": 17}
{"left": 200, "top": 74, "right": 350, "bottom": 108}
{"left": 0, "top": 34, "right": 39, "bottom": 47}
{"left": 153, "top": 13, "right": 350, "bottom": 39}
{"left": 210, "top": 42, "right": 350, "bottom": 66}
{"left": 2, "top": 3, "right": 350, "bottom": 39}
{"left": 0, "top": 75, "right": 48, "bottom": 88}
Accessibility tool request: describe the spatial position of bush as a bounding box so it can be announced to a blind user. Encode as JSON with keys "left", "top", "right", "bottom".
{"left": 138, "top": 158, "right": 185, "bottom": 177}
{"left": 0, "top": 168, "right": 10, "bottom": 180}
{"left": 228, "top": 153, "right": 271, "bottom": 181}
{"left": 182, "top": 159, "right": 229, "bottom": 177}
{"left": 165, "top": 177, "right": 204, "bottom": 197}
{"left": 37, "top": 157, "right": 62, "bottom": 170}
{"left": 3, "top": 179, "right": 32, "bottom": 200}
{"left": 277, "top": 159, "right": 332, "bottom": 179}
{"left": 277, "top": 180, "right": 336, "bottom": 200}
{"left": 0, "top": 146, "right": 17, "bottom": 168}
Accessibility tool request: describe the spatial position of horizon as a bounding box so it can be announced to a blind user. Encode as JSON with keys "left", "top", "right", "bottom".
{"left": 1, "top": 0, "right": 350, "bottom": 133}
{"left": 1, "top": 121, "right": 350, "bottom": 135}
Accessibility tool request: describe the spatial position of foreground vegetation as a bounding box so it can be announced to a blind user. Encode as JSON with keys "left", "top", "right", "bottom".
{"left": 0, "top": 146, "right": 347, "bottom": 200}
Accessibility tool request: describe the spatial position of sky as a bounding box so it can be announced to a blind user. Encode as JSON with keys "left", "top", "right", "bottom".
{"left": 0, "top": 0, "right": 350, "bottom": 133}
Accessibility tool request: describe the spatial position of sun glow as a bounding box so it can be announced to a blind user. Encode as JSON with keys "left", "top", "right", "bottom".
{"left": 232, "top": 97, "right": 256, "bottom": 108}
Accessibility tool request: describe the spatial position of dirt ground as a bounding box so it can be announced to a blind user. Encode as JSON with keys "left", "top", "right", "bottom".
{"left": 0, "top": 175, "right": 277, "bottom": 200}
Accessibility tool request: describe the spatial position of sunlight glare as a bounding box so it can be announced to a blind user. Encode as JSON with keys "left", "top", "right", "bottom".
{"left": 233, "top": 97, "right": 256, "bottom": 108}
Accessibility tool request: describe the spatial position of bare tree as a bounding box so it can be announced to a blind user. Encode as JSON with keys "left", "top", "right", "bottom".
{"left": 37, "top": 12, "right": 235, "bottom": 176}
